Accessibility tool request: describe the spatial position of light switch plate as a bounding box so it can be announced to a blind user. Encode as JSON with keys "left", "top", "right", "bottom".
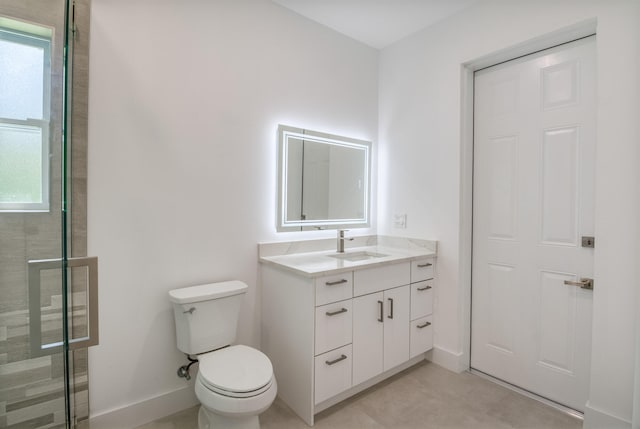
{"left": 394, "top": 213, "right": 407, "bottom": 228}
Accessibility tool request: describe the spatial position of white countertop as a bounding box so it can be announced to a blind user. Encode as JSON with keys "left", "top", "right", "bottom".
{"left": 259, "top": 244, "right": 436, "bottom": 277}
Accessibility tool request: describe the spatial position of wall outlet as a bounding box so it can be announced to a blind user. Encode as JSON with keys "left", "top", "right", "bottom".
{"left": 394, "top": 213, "right": 407, "bottom": 229}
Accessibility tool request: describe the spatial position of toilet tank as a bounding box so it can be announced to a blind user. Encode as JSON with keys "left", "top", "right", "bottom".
{"left": 168, "top": 281, "right": 248, "bottom": 355}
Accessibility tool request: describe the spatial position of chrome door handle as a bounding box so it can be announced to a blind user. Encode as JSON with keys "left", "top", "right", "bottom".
{"left": 564, "top": 278, "right": 594, "bottom": 290}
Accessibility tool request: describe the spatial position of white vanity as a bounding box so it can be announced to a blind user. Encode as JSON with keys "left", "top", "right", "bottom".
{"left": 259, "top": 236, "right": 436, "bottom": 426}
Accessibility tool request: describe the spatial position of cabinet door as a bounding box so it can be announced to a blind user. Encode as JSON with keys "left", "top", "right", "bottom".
{"left": 383, "top": 285, "right": 410, "bottom": 371}
{"left": 352, "top": 292, "right": 384, "bottom": 386}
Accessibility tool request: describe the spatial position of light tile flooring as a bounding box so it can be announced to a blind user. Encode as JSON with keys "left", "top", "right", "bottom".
{"left": 135, "top": 361, "right": 582, "bottom": 429}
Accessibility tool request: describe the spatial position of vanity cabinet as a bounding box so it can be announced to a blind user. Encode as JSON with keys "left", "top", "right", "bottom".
{"left": 261, "top": 256, "right": 435, "bottom": 426}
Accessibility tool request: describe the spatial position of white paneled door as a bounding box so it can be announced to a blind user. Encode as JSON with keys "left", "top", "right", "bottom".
{"left": 471, "top": 37, "right": 595, "bottom": 412}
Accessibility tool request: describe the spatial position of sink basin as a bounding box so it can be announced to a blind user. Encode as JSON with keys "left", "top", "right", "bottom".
{"left": 328, "top": 251, "right": 388, "bottom": 262}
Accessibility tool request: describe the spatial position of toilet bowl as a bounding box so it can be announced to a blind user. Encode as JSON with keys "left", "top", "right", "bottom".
{"left": 194, "top": 345, "right": 277, "bottom": 429}
{"left": 168, "top": 281, "right": 277, "bottom": 429}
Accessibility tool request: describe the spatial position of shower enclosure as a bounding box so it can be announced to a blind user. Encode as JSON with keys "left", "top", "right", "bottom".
{"left": 0, "top": 0, "right": 95, "bottom": 428}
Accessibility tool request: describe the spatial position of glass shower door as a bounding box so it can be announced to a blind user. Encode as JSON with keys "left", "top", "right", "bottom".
{"left": 0, "top": 1, "right": 95, "bottom": 427}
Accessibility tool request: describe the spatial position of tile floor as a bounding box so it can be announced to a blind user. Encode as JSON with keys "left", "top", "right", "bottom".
{"left": 134, "top": 361, "right": 582, "bottom": 429}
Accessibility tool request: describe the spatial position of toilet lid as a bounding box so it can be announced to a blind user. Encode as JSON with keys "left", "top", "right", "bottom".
{"left": 198, "top": 345, "right": 273, "bottom": 394}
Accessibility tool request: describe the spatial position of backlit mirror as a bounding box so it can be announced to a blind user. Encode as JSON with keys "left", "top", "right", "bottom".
{"left": 277, "top": 124, "right": 371, "bottom": 231}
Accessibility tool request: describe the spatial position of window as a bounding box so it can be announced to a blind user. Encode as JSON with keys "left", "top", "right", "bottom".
{"left": 0, "top": 22, "right": 51, "bottom": 212}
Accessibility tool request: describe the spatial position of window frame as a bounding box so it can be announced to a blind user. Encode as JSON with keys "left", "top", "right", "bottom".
{"left": 0, "top": 27, "right": 51, "bottom": 212}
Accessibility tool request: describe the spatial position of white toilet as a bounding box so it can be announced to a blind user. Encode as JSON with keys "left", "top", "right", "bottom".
{"left": 169, "top": 281, "right": 277, "bottom": 429}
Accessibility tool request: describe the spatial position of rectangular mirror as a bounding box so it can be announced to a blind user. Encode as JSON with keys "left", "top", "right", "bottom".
{"left": 277, "top": 124, "right": 371, "bottom": 231}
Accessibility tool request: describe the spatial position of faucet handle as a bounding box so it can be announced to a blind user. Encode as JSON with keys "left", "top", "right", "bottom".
{"left": 338, "top": 229, "right": 354, "bottom": 241}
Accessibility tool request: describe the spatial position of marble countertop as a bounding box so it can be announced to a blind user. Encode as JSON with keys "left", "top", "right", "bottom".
{"left": 259, "top": 237, "right": 436, "bottom": 277}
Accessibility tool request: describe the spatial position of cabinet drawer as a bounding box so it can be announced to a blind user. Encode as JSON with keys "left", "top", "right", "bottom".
{"left": 353, "top": 262, "right": 410, "bottom": 297}
{"left": 410, "top": 315, "right": 433, "bottom": 358}
{"left": 314, "top": 344, "right": 352, "bottom": 404}
{"left": 411, "top": 259, "right": 434, "bottom": 283}
{"left": 315, "top": 272, "right": 353, "bottom": 306}
{"left": 315, "top": 299, "right": 353, "bottom": 355}
{"left": 410, "top": 280, "right": 434, "bottom": 320}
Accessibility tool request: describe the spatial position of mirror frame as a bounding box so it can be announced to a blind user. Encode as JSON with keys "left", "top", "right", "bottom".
{"left": 277, "top": 124, "right": 372, "bottom": 232}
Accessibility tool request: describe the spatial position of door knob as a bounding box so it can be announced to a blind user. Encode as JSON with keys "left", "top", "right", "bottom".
{"left": 564, "top": 278, "right": 594, "bottom": 290}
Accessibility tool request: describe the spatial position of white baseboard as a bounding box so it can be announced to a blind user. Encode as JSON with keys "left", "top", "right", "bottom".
{"left": 429, "top": 345, "right": 467, "bottom": 373}
{"left": 86, "top": 386, "right": 198, "bottom": 429}
{"left": 584, "top": 402, "right": 631, "bottom": 429}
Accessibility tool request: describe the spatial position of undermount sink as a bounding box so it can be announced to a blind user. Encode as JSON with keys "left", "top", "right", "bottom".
{"left": 328, "top": 251, "right": 388, "bottom": 262}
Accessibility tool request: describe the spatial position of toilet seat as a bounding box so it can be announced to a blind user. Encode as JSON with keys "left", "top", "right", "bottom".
{"left": 198, "top": 345, "right": 273, "bottom": 398}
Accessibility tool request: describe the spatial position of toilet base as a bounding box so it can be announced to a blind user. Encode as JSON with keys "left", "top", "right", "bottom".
{"left": 198, "top": 405, "right": 260, "bottom": 429}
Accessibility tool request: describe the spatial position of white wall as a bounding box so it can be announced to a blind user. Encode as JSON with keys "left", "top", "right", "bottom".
{"left": 87, "top": 0, "right": 377, "bottom": 419}
{"left": 378, "top": 0, "right": 640, "bottom": 426}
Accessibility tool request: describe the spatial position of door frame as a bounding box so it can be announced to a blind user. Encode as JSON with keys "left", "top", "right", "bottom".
{"left": 458, "top": 19, "right": 597, "bottom": 374}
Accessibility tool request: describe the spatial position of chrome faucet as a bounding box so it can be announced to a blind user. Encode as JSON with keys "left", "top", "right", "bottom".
{"left": 337, "top": 229, "right": 354, "bottom": 253}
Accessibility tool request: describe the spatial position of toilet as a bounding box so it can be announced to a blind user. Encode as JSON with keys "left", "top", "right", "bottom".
{"left": 169, "top": 281, "right": 277, "bottom": 429}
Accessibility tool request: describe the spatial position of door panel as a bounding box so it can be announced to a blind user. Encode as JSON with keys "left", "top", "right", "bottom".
{"left": 537, "top": 270, "right": 577, "bottom": 374}
{"left": 541, "top": 126, "right": 578, "bottom": 245}
{"left": 0, "top": 1, "right": 93, "bottom": 427}
{"left": 487, "top": 135, "right": 518, "bottom": 240}
{"left": 486, "top": 264, "right": 517, "bottom": 354}
{"left": 352, "top": 292, "right": 383, "bottom": 386}
{"left": 471, "top": 36, "right": 595, "bottom": 411}
{"left": 383, "top": 285, "right": 410, "bottom": 371}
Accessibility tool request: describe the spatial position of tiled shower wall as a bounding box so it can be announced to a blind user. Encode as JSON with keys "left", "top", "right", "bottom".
{"left": 0, "top": 0, "right": 90, "bottom": 427}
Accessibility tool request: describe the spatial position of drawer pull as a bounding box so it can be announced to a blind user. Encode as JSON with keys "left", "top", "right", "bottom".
{"left": 325, "top": 308, "right": 348, "bottom": 316}
{"left": 417, "top": 285, "right": 432, "bottom": 291}
{"left": 417, "top": 321, "right": 432, "bottom": 329}
{"left": 417, "top": 262, "right": 433, "bottom": 268}
{"left": 325, "top": 279, "right": 348, "bottom": 286}
{"left": 377, "top": 300, "right": 383, "bottom": 322}
{"left": 387, "top": 298, "right": 394, "bottom": 319}
{"left": 325, "top": 354, "right": 347, "bottom": 366}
